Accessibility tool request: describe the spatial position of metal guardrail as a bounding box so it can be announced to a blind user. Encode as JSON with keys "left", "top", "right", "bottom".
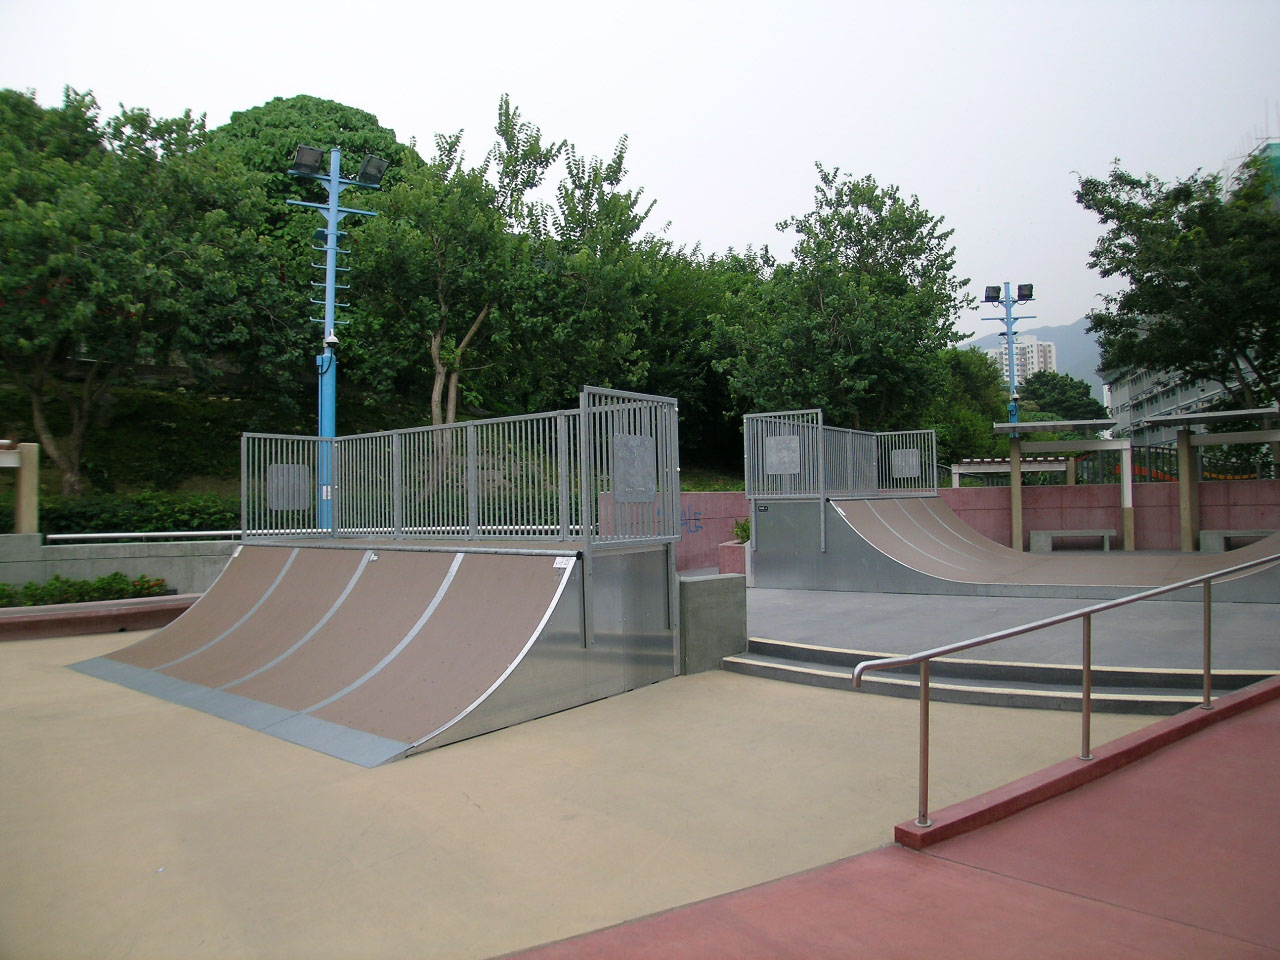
{"left": 45, "top": 530, "right": 243, "bottom": 543}
{"left": 743, "top": 410, "right": 937, "bottom": 500}
{"left": 241, "top": 386, "right": 679, "bottom": 547}
{"left": 852, "top": 551, "right": 1280, "bottom": 828}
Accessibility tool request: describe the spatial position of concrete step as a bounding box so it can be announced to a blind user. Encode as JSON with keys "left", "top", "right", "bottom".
{"left": 722, "top": 638, "right": 1280, "bottom": 715}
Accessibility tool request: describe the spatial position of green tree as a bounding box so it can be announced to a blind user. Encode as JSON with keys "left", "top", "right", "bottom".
{"left": 475, "top": 129, "right": 662, "bottom": 415}
{"left": 925, "top": 347, "right": 1007, "bottom": 465}
{"left": 0, "top": 89, "right": 266, "bottom": 494}
{"left": 715, "top": 165, "right": 970, "bottom": 429}
{"left": 1018, "top": 370, "right": 1108, "bottom": 421}
{"left": 1076, "top": 158, "right": 1280, "bottom": 409}
{"left": 352, "top": 137, "right": 522, "bottom": 425}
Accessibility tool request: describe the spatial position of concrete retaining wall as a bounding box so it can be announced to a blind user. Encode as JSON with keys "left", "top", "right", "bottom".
{"left": 679, "top": 573, "right": 747, "bottom": 674}
{"left": 0, "top": 535, "right": 237, "bottom": 594}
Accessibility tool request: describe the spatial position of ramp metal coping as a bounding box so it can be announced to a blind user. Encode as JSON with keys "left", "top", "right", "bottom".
{"left": 852, "top": 549, "right": 1280, "bottom": 828}
{"left": 245, "top": 538, "right": 582, "bottom": 558}
{"left": 155, "top": 548, "right": 300, "bottom": 670}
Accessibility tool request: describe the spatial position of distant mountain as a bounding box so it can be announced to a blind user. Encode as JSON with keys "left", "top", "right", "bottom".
{"left": 962, "top": 316, "right": 1105, "bottom": 400}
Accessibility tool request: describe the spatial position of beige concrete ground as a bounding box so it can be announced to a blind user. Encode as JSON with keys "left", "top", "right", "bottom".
{"left": 1, "top": 631, "right": 1151, "bottom": 960}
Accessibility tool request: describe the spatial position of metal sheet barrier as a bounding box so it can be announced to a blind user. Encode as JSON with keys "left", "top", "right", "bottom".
{"left": 242, "top": 387, "right": 678, "bottom": 547}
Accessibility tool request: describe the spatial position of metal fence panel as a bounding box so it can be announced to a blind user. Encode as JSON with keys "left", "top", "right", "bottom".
{"left": 744, "top": 411, "right": 824, "bottom": 498}
{"left": 335, "top": 431, "right": 397, "bottom": 536}
{"left": 242, "top": 434, "right": 323, "bottom": 539}
{"left": 581, "top": 387, "right": 680, "bottom": 545}
{"left": 242, "top": 388, "right": 675, "bottom": 547}
{"left": 744, "top": 411, "right": 937, "bottom": 501}
{"left": 877, "top": 429, "right": 938, "bottom": 496}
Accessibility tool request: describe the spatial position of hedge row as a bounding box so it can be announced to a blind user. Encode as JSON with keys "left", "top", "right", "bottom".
{"left": 0, "top": 572, "right": 168, "bottom": 608}
{"left": 0, "top": 491, "right": 241, "bottom": 535}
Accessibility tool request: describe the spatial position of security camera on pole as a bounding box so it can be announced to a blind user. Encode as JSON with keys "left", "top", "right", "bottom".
{"left": 286, "top": 145, "right": 389, "bottom": 531}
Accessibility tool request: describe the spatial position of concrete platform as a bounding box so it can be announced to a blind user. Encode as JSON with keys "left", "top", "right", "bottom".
{"left": 749, "top": 587, "right": 1280, "bottom": 669}
{"left": 508, "top": 680, "right": 1280, "bottom": 959}
{"left": 0, "top": 630, "right": 1149, "bottom": 960}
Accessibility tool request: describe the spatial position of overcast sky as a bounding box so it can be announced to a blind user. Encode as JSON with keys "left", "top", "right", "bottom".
{"left": 3, "top": 0, "right": 1277, "bottom": 339}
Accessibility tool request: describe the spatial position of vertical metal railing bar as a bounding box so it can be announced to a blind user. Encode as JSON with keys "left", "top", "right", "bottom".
{"left": 1081, "top": 613, "right": 1093, "bottom": 761}
{"left": 917, "top": 660, "right": 932, "bottom": 828}
{"left": 240, "top": 435, "right": 248, "bottom": 539}
{"left": 471, "top": 426, "right": 481, "bottom": 535}
{"left": 1202, "top": 581, "right": 1213, "bottom": 710}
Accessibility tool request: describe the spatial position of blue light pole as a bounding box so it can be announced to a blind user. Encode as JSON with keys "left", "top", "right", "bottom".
{"left": 286, "top": 146, "right": 389, "bottom": 531}
{"left": 982, "top": 282, "right": 1036, "bottom": 427}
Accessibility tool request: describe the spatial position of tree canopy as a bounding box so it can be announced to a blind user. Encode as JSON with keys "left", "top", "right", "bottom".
{"left": 3, "top": 87, "right": 1020, "bottom": 494}
{"left": 714, "top": 165, "right": 970, "bottom": 430}
{"left": 0, "top": 89, "right": 267, "bottom": 493}
{"left": 1018, "top": 370, "right": 1108, "bottom": 422}
{"left": 1076, "top": 158, "right": 1280, "bottom": 409}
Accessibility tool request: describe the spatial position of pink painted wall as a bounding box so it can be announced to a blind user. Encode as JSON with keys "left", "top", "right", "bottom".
{"left": 718, "top": 540, "right": 747, "bottom": 575}
{"left": 941, "top": 480, "right": 1280, "bottom": 550}
{"left": 938, "top": 486, "right": 1012, "bottom": 545}
{"left": 676, "top": 492, "right": 748, "bottom": 571}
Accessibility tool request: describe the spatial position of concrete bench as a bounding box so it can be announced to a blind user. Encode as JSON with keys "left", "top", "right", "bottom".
{"left": 1199, "top": 529, "right": 1276, "bottom": 553}
{"left": 1029, "top": 529, "right": 1117, "bottom": 553}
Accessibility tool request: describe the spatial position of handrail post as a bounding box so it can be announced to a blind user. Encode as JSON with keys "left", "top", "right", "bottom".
{"left": 1080, "top": 613, "right": 1093, "bottom": 761}
{"left": 1202, "top": 579, "right": 1213, "bottom": 710}
{"left": 917, "top": 659, "right": 932, "bottom": 827}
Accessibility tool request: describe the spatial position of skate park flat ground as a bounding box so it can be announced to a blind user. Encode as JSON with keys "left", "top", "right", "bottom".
{"left": 2, "top": 628, "right": 1152, "bottom": 960}
{"left": 749, "top": 586, "right": 1280, "bottom": 669}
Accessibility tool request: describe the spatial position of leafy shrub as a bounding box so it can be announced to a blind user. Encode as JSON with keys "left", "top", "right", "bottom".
{"left": 733, "top": 518, "right": 750, "bottom": 544}
{"left": 37, "top": 491, "right": 240, "bottom": 535}
{"left": 0, "top": 572, "right": 168, "bottom": 608}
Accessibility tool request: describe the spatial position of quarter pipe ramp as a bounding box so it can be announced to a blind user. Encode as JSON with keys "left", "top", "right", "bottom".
{"left": 72, "top": 541, "right": 671, "bottom": 765}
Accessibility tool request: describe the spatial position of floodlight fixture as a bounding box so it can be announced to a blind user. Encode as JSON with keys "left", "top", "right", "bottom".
{"left": 1017, "top": 283, "right": 1034, "bottom": 301}
{"left": 290, "top": 145, "right": 325, "bottom": 176}
{"left": 984, "top": 285, "right": 1002, "bottom": 302}
{"left": 355, "top": 153, "right": 390, "bottom": 186}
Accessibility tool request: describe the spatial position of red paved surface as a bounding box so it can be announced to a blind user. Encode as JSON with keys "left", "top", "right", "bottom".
{"left": 504, "top": 683, "right": 1280, "bottom": 960}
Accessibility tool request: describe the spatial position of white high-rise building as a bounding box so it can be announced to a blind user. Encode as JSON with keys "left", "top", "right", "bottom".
{"left": 984, "top": 335, "right": 1058, "bottom": 386}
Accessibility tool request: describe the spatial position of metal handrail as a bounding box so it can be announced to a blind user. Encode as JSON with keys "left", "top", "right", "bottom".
{"left": 46, "top": 530, "right": 243, "bottom": 543}
{"left": 852, "top": 550, "right": 1280, "bottom": 828}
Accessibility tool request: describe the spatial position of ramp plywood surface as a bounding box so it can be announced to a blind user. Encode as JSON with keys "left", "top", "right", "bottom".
{"left": 157, "top": 547, "right": 367, "bottom": 687}
{"left": 106, "top": 546, "right": 296, "bottom": 669}
{"left": 224, "top": 549, "right": 456, "bottom": 711}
